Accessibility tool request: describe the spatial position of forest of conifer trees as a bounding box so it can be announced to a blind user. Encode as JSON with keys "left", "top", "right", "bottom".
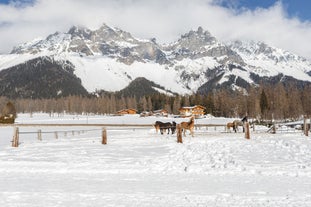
{"left": 0, "top": 83, "right": 310, "bottom": 121}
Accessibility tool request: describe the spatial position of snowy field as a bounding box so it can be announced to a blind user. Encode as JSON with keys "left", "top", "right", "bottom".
{"left": 1, "top": 113, "right": 311, "bottom": 207}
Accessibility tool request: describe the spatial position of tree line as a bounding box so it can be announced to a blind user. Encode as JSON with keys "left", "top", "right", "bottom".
{"left": 0, "top": 83, "right": 310, "bottom": 121}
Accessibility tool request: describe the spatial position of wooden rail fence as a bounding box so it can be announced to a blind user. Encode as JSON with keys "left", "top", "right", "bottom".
{"left": 3, "top": 120, "right": 310, "bottom": 148}
{"left": 2, "top": 123, "right": 228, "bottom": 147}
{"left": 2, "top": 123, "right": 271, "bottom": 147}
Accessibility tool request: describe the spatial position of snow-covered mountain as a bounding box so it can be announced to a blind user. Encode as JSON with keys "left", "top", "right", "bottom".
{"left": 0, "top": 23, "right": 310, "bottom": 98}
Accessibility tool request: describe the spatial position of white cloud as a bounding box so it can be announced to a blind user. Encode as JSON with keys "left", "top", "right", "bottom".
{"left": 0, "top": 0, "right": 311, "bottom": 60}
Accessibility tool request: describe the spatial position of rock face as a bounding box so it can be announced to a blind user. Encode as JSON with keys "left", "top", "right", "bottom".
{"left": 0, "top": 23, "right": 311, "bottom": 98}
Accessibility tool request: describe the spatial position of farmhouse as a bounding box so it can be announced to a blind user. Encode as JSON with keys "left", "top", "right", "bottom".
{"left": 140, "top": 111, "right": 152, "bottom": 117}
{"left": 179, "top": 105, "right": 206, "bottom": 118}
{"left": 116, "top": 108, "right": 137, "bottom": 115}
{"left": 153, "top": 109, "right": 168, "bottom": 117}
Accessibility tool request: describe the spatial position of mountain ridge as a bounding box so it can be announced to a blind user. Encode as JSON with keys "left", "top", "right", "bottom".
{"left": 0, "top": 23, "right": 310, "bottom": 98}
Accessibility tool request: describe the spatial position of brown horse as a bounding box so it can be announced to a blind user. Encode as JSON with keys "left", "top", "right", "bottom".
{"left": 154, "top": 121, "right": 162, "bottom": 134}
{"left": 154, "top": 121, "right": 175, "bottom": 135}
{"left": 232, "top": 116, "right": 248, "bottom": 132}
{"left": 180, "top": 116, "right": 195, "bottom": 137}
{"left": 226, "top": 122, "right": 236, "bottom": 132}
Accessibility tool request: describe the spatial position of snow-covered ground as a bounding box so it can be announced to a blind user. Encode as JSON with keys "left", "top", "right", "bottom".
{"left": 1, "top": 113, "right": 311, "bottom": 206}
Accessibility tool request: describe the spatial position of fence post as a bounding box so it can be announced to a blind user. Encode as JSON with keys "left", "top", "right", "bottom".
{"left": 12, "top": 127, "right": 19, "bottom": 147}
{"left": 177, "top": 124, "right": 183, "bottom": 143}
{"left": 304, "top": 116, "right": 309, "bottom": 136}
{"left": 102, "top": 127, "right": 107, "bottom": 145}
{"left": 54, "top": 132, "right": 58, "bottom": 139}
{"left": 272, "top": 124, "right": 276, "bottom": 134}
{"left": 38, "top": 129, "right": 42, "bottom": 141}
{"left": 244, "top": 122, "right": 250, "bottom": 139}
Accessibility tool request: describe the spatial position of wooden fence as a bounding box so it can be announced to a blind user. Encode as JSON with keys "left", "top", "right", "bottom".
{"left": 5, "top": 121, "right": 308, "bottom": 148}
{"left": 2, "top": 123, "right": 227, "bottom": 147}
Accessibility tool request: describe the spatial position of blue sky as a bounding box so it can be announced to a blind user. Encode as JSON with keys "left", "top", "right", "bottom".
{"left": 219, "top": 0, "right": 311, "bottom": 21}
{"left": 0, "top": 0, "right": 311, "bottom": 60}
{"left": 0, "top": 0, "right": 33, "bottom": 6}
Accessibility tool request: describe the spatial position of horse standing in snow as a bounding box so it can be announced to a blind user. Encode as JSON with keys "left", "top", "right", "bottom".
{"left": 232, "top": 116, "right": 248, "bottom": 132}
{"left": 171, "top": 121, "right": 177, "bottom": 134}
{"left": 226, "top": 122, "right": 236, "bottom": 132}
{"left": 154, "top": 121, "right": 175, "bottom": 135}
{"left": 180, "top": 116, "right": 195, "bottom": 137}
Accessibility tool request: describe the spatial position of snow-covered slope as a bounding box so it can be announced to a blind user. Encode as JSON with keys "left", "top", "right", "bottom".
{"left": 229, "top": 40, "right": 311, "bottom": 81}
{"left": 0, "top": 23, "right": 310, "bottom": 97}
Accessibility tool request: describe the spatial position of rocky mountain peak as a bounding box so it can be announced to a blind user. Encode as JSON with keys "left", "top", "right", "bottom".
{"left": 229, "top": 40, "right": 308, "bottom": 64}
{"left": 91, "top": 23, "right": 135, "bottom": 43}
{"left": 174, "top": 26, "right": 217, "bottom": 51}
{"left": 68, "top": 26, "right": 92, "bottom": 40}
{"left": 166, "top": 27, "right": 244, "bottom": 65}
{"left": 2, "top": 22, "right": 311, "bottom": 99}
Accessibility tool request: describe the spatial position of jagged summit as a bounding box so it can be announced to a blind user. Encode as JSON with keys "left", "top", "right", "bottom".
{"left": 164, "top": 27, "right": 244, "bottom": 66}
{"left": 1, "top": 23, "right": 311, "bottom": 98}
{"left": 230, "top": 40, "right": 307, "bottom": 63}
{"left": 68, "top": 25, "right": 92, "bottom": 39}
{"left": 175, "top": 26, "right": 217, "bottom": 49}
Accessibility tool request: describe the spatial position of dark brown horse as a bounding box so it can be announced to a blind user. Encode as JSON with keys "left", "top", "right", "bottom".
{"left": 180, "top": 117, "right": 195, "bottom": 137}
{"left": 154, "top": 121, "right": 176, "bottom": 135}
{"left": 171, "top": 121, "right": 177, "bottom": 134}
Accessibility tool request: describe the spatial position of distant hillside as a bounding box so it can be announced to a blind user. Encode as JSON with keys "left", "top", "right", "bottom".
{"left": 96, "top": 77, "right": 176, "bottom": 98}
{"left": 0, "top": 56, "right": 88, "bottom": 98}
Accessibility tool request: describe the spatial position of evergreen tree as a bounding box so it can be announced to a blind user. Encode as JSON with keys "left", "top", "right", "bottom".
{"left": 147, "top": 96, "right": 153, "bottom": 111}
{"left": 203, "top": 94, "right": 214, "bottom": 115}
{"left": 260, "top": 89, "right": 269, "bottom": 119}
{"left": 172, "top": 95, "right": 181, "bottom": 115}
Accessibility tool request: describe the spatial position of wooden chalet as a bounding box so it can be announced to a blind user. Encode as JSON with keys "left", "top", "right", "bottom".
{"left": 116, "top": 108, "right": 137, "bottom": 115}
{"left": 153, "top": 109, "right": 168, "bottom": 117}
{"left": 179, "top": 105, "right": 206, "bottom": 118}
{"left": 140, "top": 111, "right": 152, "bottom": 117}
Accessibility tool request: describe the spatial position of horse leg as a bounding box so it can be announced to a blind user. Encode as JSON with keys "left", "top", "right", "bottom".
{"left": 156, "top": 125, "right": 161, "bottom": 134}
{"left": 170, "top": 127, "right": 174, "bottom": 134}
{"left": 154, "top": 125, "right": 159, "bottom": 134}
